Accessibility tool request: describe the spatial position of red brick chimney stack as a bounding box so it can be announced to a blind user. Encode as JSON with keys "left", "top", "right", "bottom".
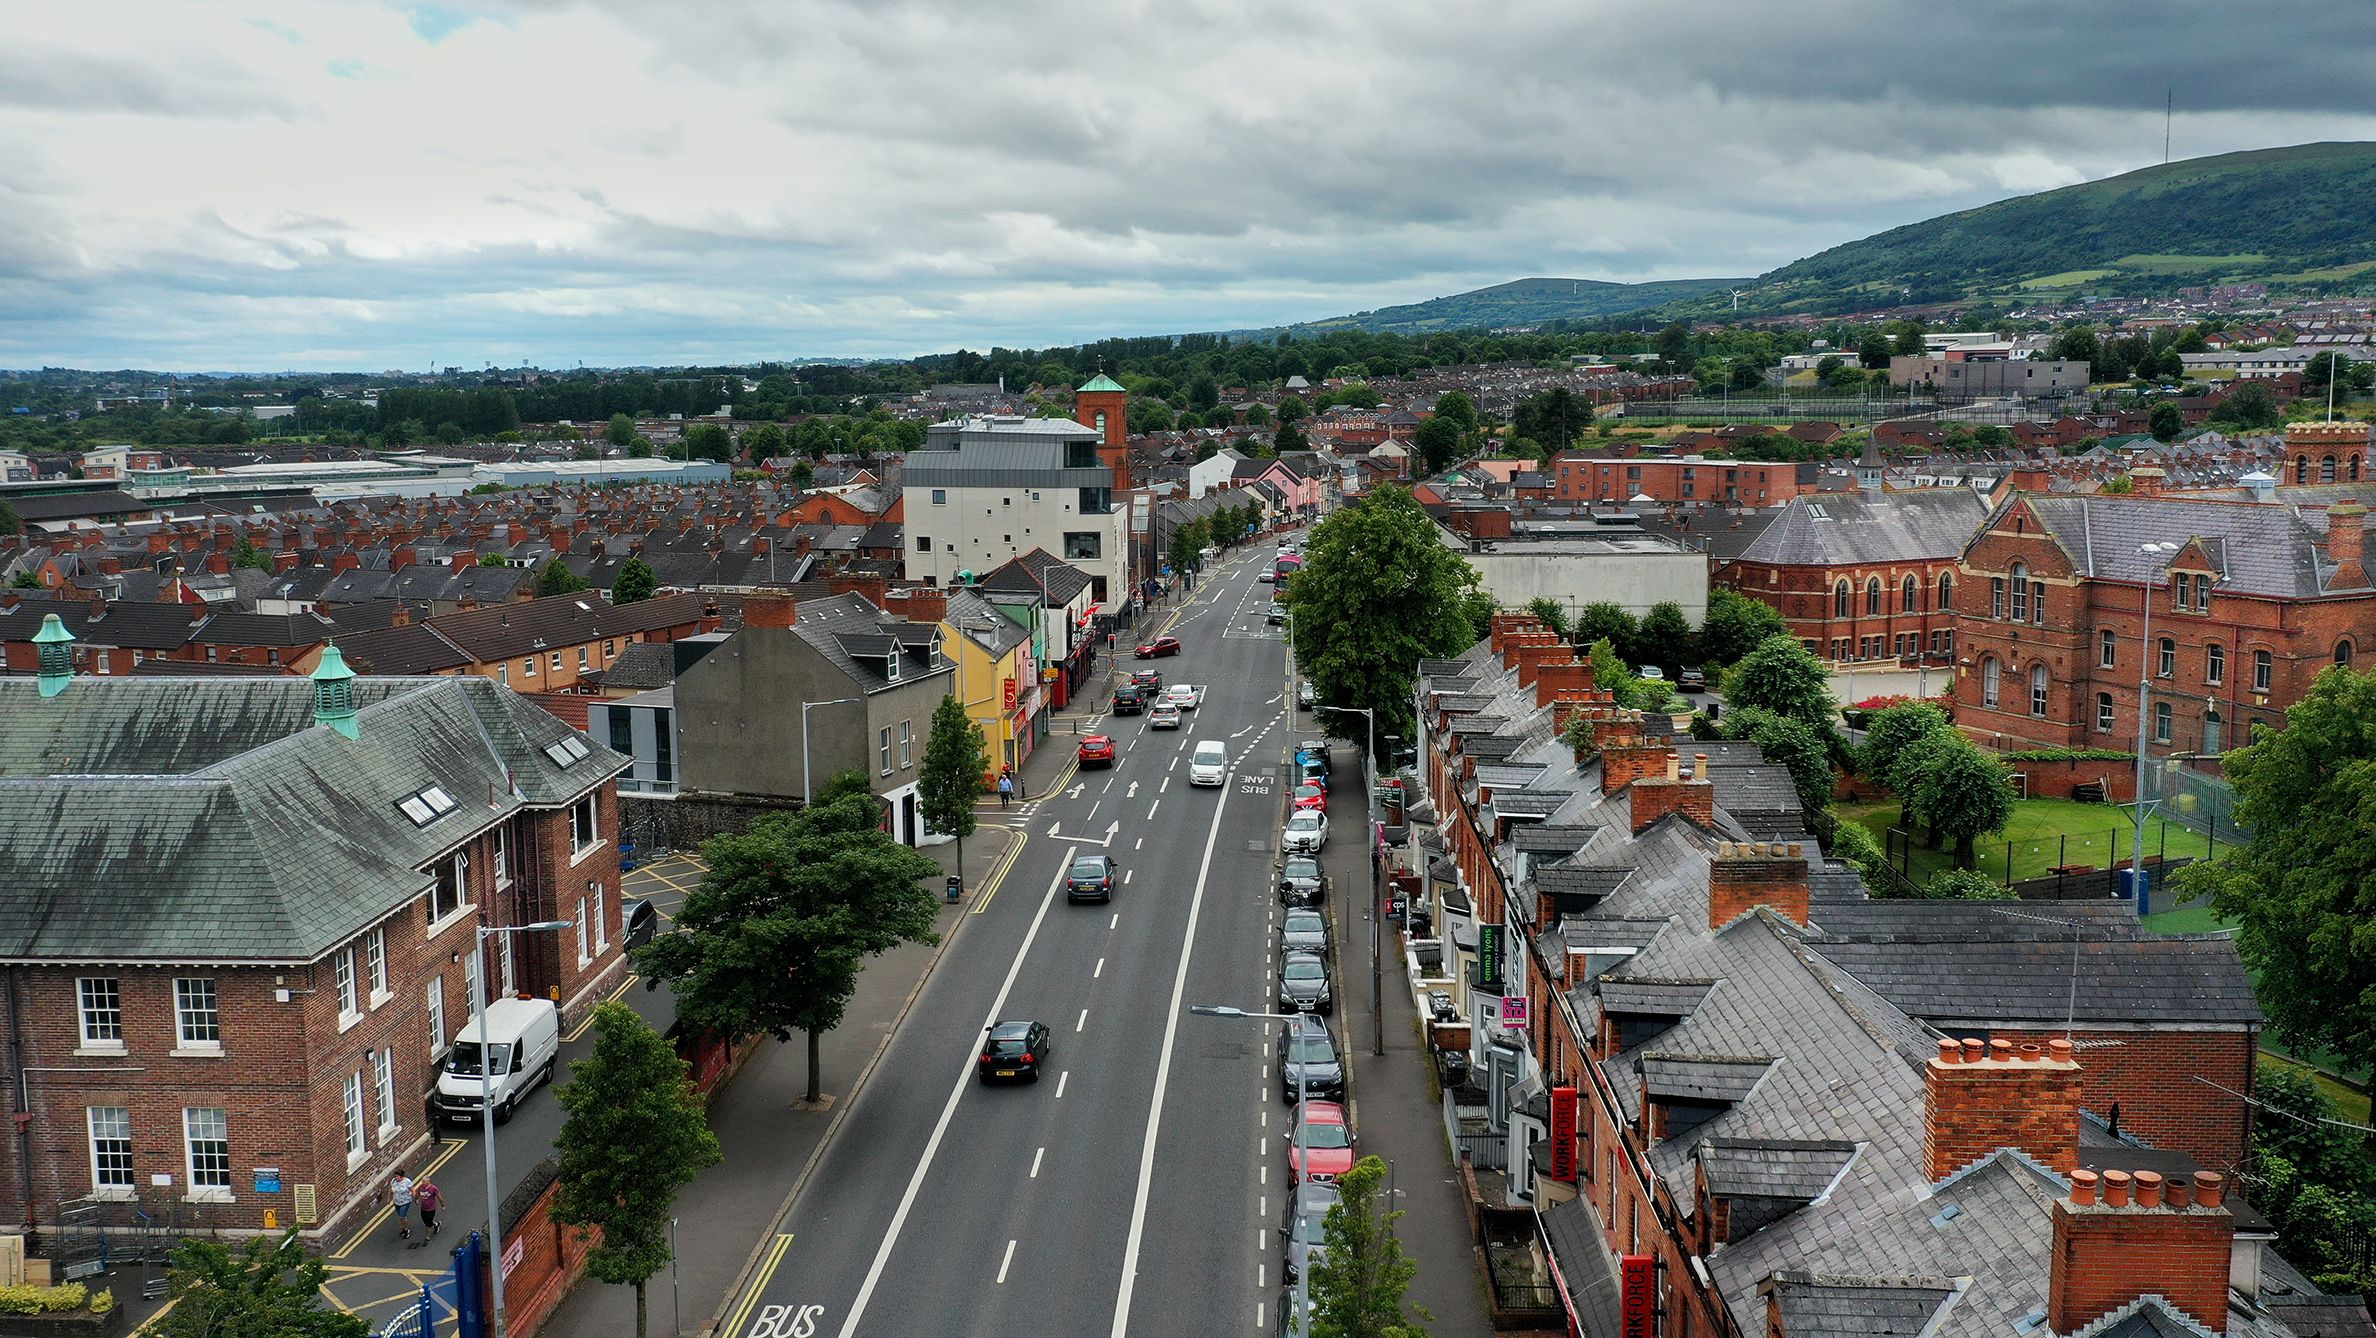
{"left": 1628, "top": 752, "right": 1715, "bottom": 833}
{"left": 2325, "top": 501, "right": 2367, "bottom": 588}
{"left": 1923, "top": 1036, "right": 2081, "bottom": 1181}
{"left": 2050, "top": 1168, "right": 2232, "bottom": 1335}
{"left": 2129, "top": 466, "right": 2166, "bottom": 496}
{"left": 1708, "top": 840, "right": 1809, "bottom": 928}
{"left": 742, "top": 595, "right": 798, "bottom": 629}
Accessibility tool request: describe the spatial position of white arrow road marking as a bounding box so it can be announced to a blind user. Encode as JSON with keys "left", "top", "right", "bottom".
{"left": 1067, "top": 782, "right": 1086, "bottom": 799}
{"left": 1125, "top": 781, "right": 1139, "bottom": 799}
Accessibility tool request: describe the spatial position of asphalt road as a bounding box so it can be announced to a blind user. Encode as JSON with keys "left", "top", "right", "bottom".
{"left": 721, "top": 543, "right": 1313, "bottom": 1338}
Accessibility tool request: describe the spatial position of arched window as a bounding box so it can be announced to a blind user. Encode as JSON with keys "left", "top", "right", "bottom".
{"left": 2254, "top": 648, "right": 2273, "bottom": 692}
{"left": 2153, "top": 700, "right": 2173, "bottom": 743}
{"left": 1833, "top": 581, "right": 1851, "bottom": 618}
{"left": 1981, "top": 657, "right": 2001, "bottom": 708}
{"left": 1937, "top": 573, "right": 1954, "bottom": 611}
{"left": 2009, "top": 564, "right": 2030, "bottom": 622}
{"left": 2095, "top": 692, "right": 2114, "bottom": 732}
{"left": 1865, "top": 578, "right": 1883, "bottom": 615}
{"left": 2029, "top": 663, "right": 2049, "bottom": 718}
{"left": 2204, "top": 708, "right": 2224, "bottom": 754}
{"left": 2296, "top": 456, "right": 2310, "bottom": 485}
{"left": 2339, "top": 639, "right": 2357, "bottom": 667}
{"left": 2352, "top": 455, "right": 2363, "bottom": 482}
{"left": 1902, "top": 575, "right": 1919, "bottom": 612}
{"left": 2322, "top": 455, "right": 2338, "bottom": 483}
{"left": 2158, "top": 638, "right": 2175, "bottom": 678}
{"left": 2206, "top": 644, "right": 2225, "bottom": 685}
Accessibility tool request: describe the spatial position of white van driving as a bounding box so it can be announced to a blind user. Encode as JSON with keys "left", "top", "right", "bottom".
{"left": 1189, "top": 740, "right": 1229, "bottom": 787}
{"left": 434, "top": 997, "right": 562, "bottom": 1126}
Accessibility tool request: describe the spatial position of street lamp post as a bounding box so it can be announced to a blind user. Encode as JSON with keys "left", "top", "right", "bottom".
{"left": 801, "top": 696, "right": 862, "bottom": 804}
{"left": 1324, "top": 704, "right": 1384, "bottom": 1057}
{"left": 470, "top": 919, "right": 574, "bottom": 1338}
{"left": 1190, "top": 1005, "right": 1311, "bottom": 1334}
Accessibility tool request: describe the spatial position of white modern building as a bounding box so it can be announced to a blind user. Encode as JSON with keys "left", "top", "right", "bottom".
{"left": 901, "top": 413, "right": 1133, "bottom": 600}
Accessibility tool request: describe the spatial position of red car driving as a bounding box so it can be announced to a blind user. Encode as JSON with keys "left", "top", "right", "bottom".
{"left": 1134, "top": 635, "right": 1182, "bottom": 659}
{"left": 1288, "top": 1100, "right": 1356, "bottom": 1184}
{"left": 1077, "top": 735, "right": 1118, "bottom": 768}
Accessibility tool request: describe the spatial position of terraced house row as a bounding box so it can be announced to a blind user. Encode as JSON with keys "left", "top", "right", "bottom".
{"left": 1402, "top": 614, "right": 2364, "bottom": 1337}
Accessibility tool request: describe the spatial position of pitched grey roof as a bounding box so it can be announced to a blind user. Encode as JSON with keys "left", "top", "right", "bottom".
{"left": 595, "top": 640, "right": 680, "bottom": 690}
{"left": 2014, "top": 494, "right": 2372, "bottom": 597}
{"left": 1738, "top": 488, "right": 1988, "bottom": 566}
{"left": 1639, "top": 1053, "right": 1774, "bottom": 1103}
{"left": 1699, "top": 1139, "right": 1860, "bottom": 1200}
{"left": 0, "top": 676, "right": 625, "bottom": 964}
{"left": 1804, "top": 935, "right": 2263, "bottom": 1027}
{"left": 792, "top": 593, "right": 950, "bottom": 693}
{"left": 1599, "top": 978, "right": 1714, "bottom": 1017}
{"left": 1760, "top": 1273, "right": 1959, "bottom": 1337}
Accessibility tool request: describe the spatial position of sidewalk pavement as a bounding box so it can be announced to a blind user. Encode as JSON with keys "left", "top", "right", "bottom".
{"left": 540, "top": 737, "right": 1071, "bottom": 1337}
{"left": 1319, "top": 745, "right": 1493, "bottom": 1338}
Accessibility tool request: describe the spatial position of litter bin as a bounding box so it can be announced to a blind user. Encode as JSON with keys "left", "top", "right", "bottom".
{"left": 946, "top": 875, "right": 964, "bottom": 904}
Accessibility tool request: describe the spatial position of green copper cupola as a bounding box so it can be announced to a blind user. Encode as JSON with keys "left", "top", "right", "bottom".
{"left": 33, "top": 613, "right": 74, "bottom": 698}
{"left": 312, "top": 642, "right": 359, "bottom": 739}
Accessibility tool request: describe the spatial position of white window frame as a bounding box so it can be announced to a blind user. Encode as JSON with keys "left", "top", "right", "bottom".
{"left": 427, "top": 976, "right": 448, "bottom": 1057}
{"left": 173, "top": 977, "right": 221, "bottom": 1053}
{"left": 184, "top": 1107, "right": 233, "bottom": 1199}
{"left": 493, "top": 823, "right": 511, "bottom": 889}
{"left": 879, "top": 727, "right": 892, "bottom": 776}
{"left": 576, "top": 896, "right": 591, "bottom": 966}
{"left": 366, "top": 928, "right": 390, "bottom": 1005}
{"left": 2206, "top": 643, "right": 2225, "bottom": 686}
{"left": 500, "top": 932, "right": 516, "bottom": 998}
{"left": 336, "top": 949, "right": 360, "bottom": 1028}
{"left": 898, "top": 720, "right": 913, "bottom": 769}
{"left": 593, "top": 884, "right": 608, "bottom": 953}
{"left": 2153, "top": 700, "right": 2173, "bottom": 744}
{"left": 571, "top": 794, "right": 601, "bottom": 859}
{"left": 2254, "top": 649, "right": 2273, "bottom": 692}
{"left": 88, "top": 1107, "right": 134, "bottom": 1196}
{"left": 2099, "top": 629, "right": 2117, "bottom": 669}
{"left": 77, "top": 977, "right": 123, "bottom": 1051}
{"left": 2096, "top": 693, "right": 2115, "bottom": 733}
{"left": 342, "top": 1073, "right": 367, "bottom": 1170}
{"left": 373, "top": 1048, "right": 398, "bottom": 1141}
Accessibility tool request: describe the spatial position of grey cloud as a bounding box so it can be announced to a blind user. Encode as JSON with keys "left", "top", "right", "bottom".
{"left": 0, "top": 47, "right": 299, "bottom": 119}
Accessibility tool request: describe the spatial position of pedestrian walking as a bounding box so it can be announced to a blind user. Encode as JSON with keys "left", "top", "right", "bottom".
{"left": 389, "top": 1169, "right": 416, "bottom": 1240}
{"left": 423, "top": 1091, "right": 443, "bottom": 1146}
{"left": 415, "top": 1179, "right": 442, "bottom": 1239}
{"left": 997, "top": 773, "right": 1013, "bottom": 807}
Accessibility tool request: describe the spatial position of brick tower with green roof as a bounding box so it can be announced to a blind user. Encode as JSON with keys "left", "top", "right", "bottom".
{"left": 1076, "top": 374, "right": 1130, "bottom": 488}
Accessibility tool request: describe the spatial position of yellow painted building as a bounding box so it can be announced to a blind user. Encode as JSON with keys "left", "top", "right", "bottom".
{"left": 939, "top": 587, "right": 1045, "bottom": 783}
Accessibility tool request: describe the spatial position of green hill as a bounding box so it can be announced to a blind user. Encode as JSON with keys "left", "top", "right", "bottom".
{"left": 1730, "top": 141, "right": 2376, "bottom": 314}
{"left": 1291, "top": 275, "right": 1745, "bottom": 334}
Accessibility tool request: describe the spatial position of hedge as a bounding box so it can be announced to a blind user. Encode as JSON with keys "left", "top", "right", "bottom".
{"left": 0, "top": 1284, "right": 88, "bottom": 1315}
{"left": 1998, "top": 748, "right": 2135, "bottom": 763}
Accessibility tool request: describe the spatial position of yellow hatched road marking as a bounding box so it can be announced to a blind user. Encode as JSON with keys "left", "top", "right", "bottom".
{"left": 330, "top": 1138, "right": 467, "bottom": 1258}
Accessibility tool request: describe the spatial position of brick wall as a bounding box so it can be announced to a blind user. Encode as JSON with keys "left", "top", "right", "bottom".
{"left": 1715, "top": 559, "right": 1960, "bottom": 664}
{"left": 1707, "top": 841, "right": 1809, "bottom": 928}
{"left": 2050, "top": 1170, "right": 2232, "bottom": 1334}
{"left": 1994, "top": 1026, "right": 2254, "bottom": 1174}
{"left": 1923, "top": 1037, "right": 2081, "bottom": 1179}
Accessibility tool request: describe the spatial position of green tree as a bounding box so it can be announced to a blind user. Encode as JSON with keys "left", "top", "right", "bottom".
{"left": 1306, "top": 1155, "right": 1430, "bottom": 1338}
{"left": 1723, "top": 634, "right": 1836, "bottom": 733}
{"left": 612, "top": 556, "right": 658, "bottom": 605}
{"left": 1656, "top": 323, "right": 1695, "bottom": 374}
{"left": 1923, "top": 868, "right": 2014, "bottom": 900}
{"left": 1412, "top": 415, "right": 1462, "bottom": 475}
{"left": 634, "top": 776, "right": 941, "bottom": 1103}
{"left": 1289, "top": 485, "right": 1483, "bottom": 760}
{"left": 551, "top": 1002, "right": 722, "bottom": 1338}
{"left": 1857, "top": 331, "right": 1892, "bottom": 370}
{"left": 2173, "top": 667, "right": 2376, "bottom": 1076}
{"left": 1276, "top": 420, "right": 1309, "bottom": 454}
{"left": 1170, "top": 519, "right": 1208, "bottom": 577}
{"left": 2147, "top": 401, "right": 2185, "bottom": 442}
{"left": 1523, "top": 596, "right": 1571, "bottom": 639}
{"left": 1275, "top": 395, "right": 1308, "bottom": 423}
{"left": 575, "top": 441, "right": 602, "bottom": 461}
{"left": 477, "top": 552, "right": 510, "bottom": 567}
{"left": 157, "top": 1230, "right": 368, "bottom": 1338}
{"left": 627, "top": 437, "right": 655, "bottom": 459}
{"left": 2209, "top": 381, "right": 2283, "bottom": 430}
{"left": 606, "top": 412, "right": 637, "bottom": 447}
{"left": 1511, "top": 387, "right": 1588, "bottom": 451}
{"left": 918, "top": 693, "right": 988, "bottom": 882}
{"left": 743, "top": 422, "right": 787, "bottom": 458}
{"left": 1894, "top": 734, "right": 2015, "bottom": 869}
{"left": 683, "top": 423, "right": 735, "bottom": 463}
{"left": 228, "top": 539, "right": 274, "bottom": 571}
{"left": 1857, "top": 700, "right": 1952, "bottom": 826}
{"left": 1697, "top": 589, "right": 1788, "bottom": 666}
{"left": 1587, "top": 637, "right": 1641, "bottom": 711}
{"left": 1631, "top": 601, "right": 1694, "bottom": 674}
{"left": 536, "top": 558, "right": 590, "bottom": 596}
{"left": 1824, "top": 817, "right": 1890, "bottom": 888}
{"left": 1892, "top": 321, "right": 1928, "bottom": 357}
{"left": 1431, "top": 390, "right": 1477, "bottom": 433}
{"left": 1573, "top": 602, "right": 1636, "bottom": 654}
{"left": 11, "top": 569, "right": 43, "bottom": 590}
{"left": 1723, "top": 706, "right": 1835, "bottom": 818}
{"left": 0, "top": 498, "right": 20, "bottom": 536}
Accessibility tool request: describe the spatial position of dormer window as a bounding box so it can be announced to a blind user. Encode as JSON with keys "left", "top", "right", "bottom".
{"left": 885, "top": 655, "right": 900, "bottom": 683}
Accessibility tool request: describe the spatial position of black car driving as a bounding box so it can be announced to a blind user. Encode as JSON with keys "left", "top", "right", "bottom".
{"left": 1112, "top": 684, "right": 1149, "bottom": 714}
{"left": 1066, "top": 854, "right": 1117, "bottom": 903}
{"left": 978, "top": 1020, "right": 1053, "bottom": 1084}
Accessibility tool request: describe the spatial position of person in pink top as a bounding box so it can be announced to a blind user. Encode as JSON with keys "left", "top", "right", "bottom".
{"left": 415, "top": 1179, "right": 443, "bottom": 1239}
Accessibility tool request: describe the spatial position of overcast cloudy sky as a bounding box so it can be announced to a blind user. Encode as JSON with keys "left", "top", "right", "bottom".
{"left": 6, "top": 1, "right": 2374, "bottom": 371}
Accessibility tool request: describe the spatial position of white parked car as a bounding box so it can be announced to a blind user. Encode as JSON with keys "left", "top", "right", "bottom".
{"left": 1164, "top": 684, "right": 1204, "bottom": 711}
{"left": 1283, "top": 811, "right": 1329, "bottom": 854}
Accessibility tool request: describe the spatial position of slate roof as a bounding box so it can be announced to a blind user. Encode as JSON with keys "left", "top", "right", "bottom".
{"left": 0, "top": 675, "right": 625, "bottom": 964}
{"left": 1804, "top": 935, "right": 2263, "bottom": 1027}
{"left": 945, "top": 587, "right": 1031, "bottom": 657}
{"left": 2013, "top": 494, "right": 2373, "bottom": 597}
{"left": 792, "top": 593, "right": 949, "bottom": 692}
{"left": 1761, "top": 1273, "right": 1960, "bottom": 1337}
{"left": 1639, "top": 1053, "right": 1774, "bottom": 1103}
{"left": 594, "top": 641, "right": 680, "bottom": 690}
{"left": 0, "top": 595, "right": 206, "bottom": 650}
{"left": 1698, "top": 1139, "right": 1860, "bottom": 1201}
{"left": 1598, "top": 978, "right": 1713, "bottom": 1017}
{"left": 1737, "top": 488, "right": 1989, "bottom": 566}
{"left": 979, "top": 549, "right": 1094, "bottom": 605}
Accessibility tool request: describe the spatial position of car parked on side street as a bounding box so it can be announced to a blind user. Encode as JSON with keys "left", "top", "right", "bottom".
{"left": 1295, "top": 681, "right": 1315, "bottom": 710}
{"left": 1279, "top": 856, "right": 1325, "bottom": 906}
{"left": 1077, "top": 734, "right": 1117, "bottom": 768}
{"left": 1278, "top": 950, "right": 1332, "bottom": 1014}
{"left": 622, "top": 897, "right": 661, "bottom": 949}
{"left": 1277, "top": 1015, "right": 1345, "bottom": 1102}
{"left": 1066, "top": 853, "right": 1117, "bottom": 903}
{"left": 1268, "top": 605, "right": 1288, "bottom": 627}
{"left": 1292, "top": 758, "right": 1330, "bottom": 793}
{"left": 978, "top": 1020, "right": 1053, "bottom": 1084}
{"left": 1280, "top": 1183, "right": 1339, "bottom": 1287}
{"left": 1678, "top": 667, "right": 1707, "bottom": 692}
{"left": 1281, "top": 907, "right": 1330, "bottom": 958}
{"left": 1134, "top": 635, "right": 1183, "bottom": 659}
{"left": 1287, "top": 1101, "right": 1356, "bottom": 1184}
{"left": 1291, "top": 782, "right": 1327, "bottom": 813}
{"left": 1282, "top": 810, "right": 1328, "bottom": 854}
{"left": 1148, "top": 701, "right": 1182, "bottom": 730}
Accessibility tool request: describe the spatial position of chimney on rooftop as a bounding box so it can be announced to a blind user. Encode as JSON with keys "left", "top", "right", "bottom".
{"left": 2325, "top": 500, "right": 2367, "bottom": 588}
{"left": 1629, "top": 751, "right": 1715, "bottom": 833}
{"left": 1923, "top": 1036, "right": 2081, "bottom": 1182}
{"left": 742, "top": 594, "right": 798, "bottom": 629}
{"left": 1708, "top": 840, "right": 1809, "bottom": 928}
{"left": 1534, "top": 658, "right": 1595, "bottom": 709}
{"left": 2128, "top": 465, "right": 2166, "bottom": 496}
{"left": 2051, "top": 1168, "right": 2232, "bottom": 1335}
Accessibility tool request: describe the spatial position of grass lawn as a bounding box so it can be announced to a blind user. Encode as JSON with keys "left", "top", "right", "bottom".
{"left": 1835, "top": 796, "right": 2227, "bottom": 890}
{"left": 2259, "top": 1052, "right": 2373, "bottom": 1129}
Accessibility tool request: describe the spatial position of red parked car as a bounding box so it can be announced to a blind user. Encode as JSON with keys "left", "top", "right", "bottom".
{"left": 1292, "top": 783, "right": 1328, "bottom": 813}
{"left": 1288, "top": 1100, "right": 1356, "bottom": 1184}
{"left": 1077, "top": 735, "right": 1118, "bottom": 768}
{"left": 1134, "top": 635, "right": 1182, "bottom": 659}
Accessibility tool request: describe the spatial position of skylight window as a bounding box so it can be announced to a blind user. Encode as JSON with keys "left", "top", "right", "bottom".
{"left": 543, "top": 736, "right": 592, "bottom": 767}
{"left": 397, "top": 785, "right": 458, "bottom": 827}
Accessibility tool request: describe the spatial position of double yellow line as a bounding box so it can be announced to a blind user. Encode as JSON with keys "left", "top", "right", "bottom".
{"left": 328, "top": 1136, "right": 470, "bottom": 1260}
{"left": 722, "top": 1234, "right": 796, "bottom": 1336}
{"left": 969, "top": 830, "right": 1030, "bottom": 916}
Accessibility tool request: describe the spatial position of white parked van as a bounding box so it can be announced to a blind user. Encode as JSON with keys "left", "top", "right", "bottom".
{"left": 1189, "top": 740, "right": 1229, "bottom": 787}
{"left": 434, "top": 997, "right": 562, "bottom": 1126}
